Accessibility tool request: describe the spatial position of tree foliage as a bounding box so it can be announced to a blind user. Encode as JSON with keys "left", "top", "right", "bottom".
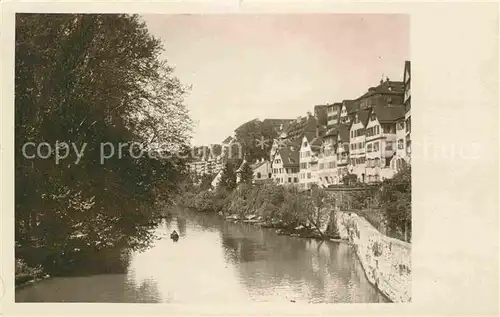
{"left": 218, "top": 161, "right": 237, "bottom": 191}
{"left": 238, "top": 161, "right": 254, "bottom": 185}
{"left": 304, "top": 185, "right": 338, "bottom": 237}
{"left": 234, "top": 119, "right": 278, "bottom": 162}
{"left": 199, "top": 173, "right": 216, "bottom": 191}
{"left": 380, "top": 165, "right": 411, "bottom": 242}
{"left": 15, "top": 14, "right": 192, "bottom": 274}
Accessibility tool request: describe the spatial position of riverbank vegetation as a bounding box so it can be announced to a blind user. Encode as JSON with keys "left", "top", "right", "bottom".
{"left": 180, "top": 164, "right": 411, "bottom": 243}
{"left": 179, "top": 168, "right": 340, "bottom": 239}
{"left": 15, "top": 14, "right": 192, "bottom": 277}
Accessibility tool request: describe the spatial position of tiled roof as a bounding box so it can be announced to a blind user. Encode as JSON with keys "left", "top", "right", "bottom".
{"left": 357, "top": 81, "right": 404, "bottom": 100}
{"left": 250, "top": 160, "right": 268, "bottom": 170}
{"left": 284, "top": 116, "right": 324, "bottom": 141}
{"left": 303, "top": 131, "right": 324, "bottom": 153}
{"left": 278, "top": 145, "right": 299, "bottom": 167}
{"left": 356, "top": 109, "right": 371, "bottom": 127}
{"left": 372, "top": 104, "right": 406, "bottom": 123}
{"left": 345, "top": 100, "right": 361, "bottom": 114}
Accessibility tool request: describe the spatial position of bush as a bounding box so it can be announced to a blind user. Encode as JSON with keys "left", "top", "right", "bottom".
{"left": 380, "top": 165, "right": 411, "bottom": 242}
{"left": 15, "top": 258, "right": 43, "bottom": 277}
{"left": 194, "top": 190, "right": 217, "bottom": 212}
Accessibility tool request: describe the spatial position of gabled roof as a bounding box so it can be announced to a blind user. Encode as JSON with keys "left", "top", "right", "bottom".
{"left": 371, "top": 104, "right": 406, "bottom": 123}
{"left": 278, "top": 145, "right": 299, "bottom": 167}
{"left": 303, "top": 131, "right": 324, "bottom": 153}
{"left": 354, "top": 109, "right": 371, "bottom": 127}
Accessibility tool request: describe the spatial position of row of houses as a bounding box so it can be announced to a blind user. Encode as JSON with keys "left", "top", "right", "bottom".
{"left": 191, "top": 61, "right": 411, "bottom": 190}
{"left": 252, "top": 60, "right": 411, "bottom": 189}
{"left": 187, "top": 136, "right": 235, "bottom": 177}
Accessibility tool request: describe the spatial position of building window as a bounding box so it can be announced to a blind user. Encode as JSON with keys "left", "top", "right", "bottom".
{"left": 294, "top": 177, "right": 298, "bottom": 183}
{"left": 406, "top": 117, "right": 411, "bottom": 133}
{"left": 367, "top": 143, "right": 373, "bottom": 152}
{"left": 374, "top": 142, "right": 379, "bottom": 151}
{"left": 307, "top": 173, "right": 311, "bottom": 179}
{"left": 376, "top": 125, "right": 379, "bottom": 134}
{"left": 257, "top": 172, "right": 261, "bottom": 179}
{"left": 370, "top": 113, "right": 376, "bottom": 121}
{"left": 288, "top": 177, "right": 292, "bottom": 183}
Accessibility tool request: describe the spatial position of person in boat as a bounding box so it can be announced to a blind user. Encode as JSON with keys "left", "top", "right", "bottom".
{"left": 170, "top": 230, "right": 179, "bottom": 241}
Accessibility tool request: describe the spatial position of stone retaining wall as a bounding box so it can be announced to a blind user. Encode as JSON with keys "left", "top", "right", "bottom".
{"left": 336, "top": 211, "right": 411, "bottom": 303}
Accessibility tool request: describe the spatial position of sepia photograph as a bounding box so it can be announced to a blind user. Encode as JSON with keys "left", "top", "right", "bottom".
{"left": 13, "top": 12, "right": 412, "bottom": 304}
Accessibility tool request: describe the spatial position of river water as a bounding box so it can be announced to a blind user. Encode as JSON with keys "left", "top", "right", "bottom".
{"left": 15, "top": 209, "right": 388, "bottom": 303}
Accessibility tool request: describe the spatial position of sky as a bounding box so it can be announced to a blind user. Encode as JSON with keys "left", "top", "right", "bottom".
{"left": 141, "top": 14, "right": 409, "bottom": 146}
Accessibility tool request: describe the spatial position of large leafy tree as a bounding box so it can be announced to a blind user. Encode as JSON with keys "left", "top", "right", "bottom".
{"left": 234, "top": 119, "right": 278, "bottom": 162}
{"left": 15, "top": 14, "right": 192, "bottom": 273}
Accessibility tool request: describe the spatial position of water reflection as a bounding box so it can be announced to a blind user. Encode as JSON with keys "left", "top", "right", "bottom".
{"left": 177, "top": 216, "right": 187, "bottom": 236}
{"left": 16, "top": 209, "right": 388, "bottom": 303}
